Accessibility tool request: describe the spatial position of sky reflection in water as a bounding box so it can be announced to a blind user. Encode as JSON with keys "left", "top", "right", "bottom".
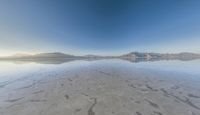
{"left": 0, "top": 59, "right": 200, "bottom": 83}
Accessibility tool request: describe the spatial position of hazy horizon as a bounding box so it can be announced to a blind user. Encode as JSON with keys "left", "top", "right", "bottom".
{"left": 1, "top": 51, "right": 200, "bottom": 57}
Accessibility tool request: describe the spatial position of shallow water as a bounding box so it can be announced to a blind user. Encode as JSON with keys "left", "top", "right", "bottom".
{"left": 0, "top": 59, "right": 200, "bottom": 80}
{"left": 0, "top": 59, "right": 200, "bottom": 115}
{"left": 0, "top": 59, "right": 200, "bottom": 90}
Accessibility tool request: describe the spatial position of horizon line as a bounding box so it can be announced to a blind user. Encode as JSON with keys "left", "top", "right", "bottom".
{"left": 0, "top": 51, "right": 200, "bottom": 57}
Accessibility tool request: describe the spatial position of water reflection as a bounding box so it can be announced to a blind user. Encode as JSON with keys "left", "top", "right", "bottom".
{"left": 0, "top": 57, "right": 199, "bottom": 65}
{"left": 0, "top": 59, "right": 200, "bottom": 77}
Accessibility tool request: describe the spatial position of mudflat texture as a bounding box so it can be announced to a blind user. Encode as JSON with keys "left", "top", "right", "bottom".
{"left": 0, "top": 61, "right": 200, "bottom": 115}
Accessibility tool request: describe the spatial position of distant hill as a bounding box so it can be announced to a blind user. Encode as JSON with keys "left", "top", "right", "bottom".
{"left": 0, "top": 52, "right": 75, "bottom": 60}
{"left": 120, "top": 52, "right": 200, "bottom": 61}
{"left": 32, "top": 52, "right": 75, "bottom": 58}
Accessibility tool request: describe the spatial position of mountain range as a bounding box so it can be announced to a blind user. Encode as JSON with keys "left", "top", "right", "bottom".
{"left": 0, "top": 52, "right": 200, "bottom": 62}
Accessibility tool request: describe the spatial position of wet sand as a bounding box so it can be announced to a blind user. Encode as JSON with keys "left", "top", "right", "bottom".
{"left": 0, "top": 60, "right": 200, "bottom": 115}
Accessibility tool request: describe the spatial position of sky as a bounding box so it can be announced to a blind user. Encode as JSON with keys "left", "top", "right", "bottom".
{"left": 0, "top": 0, "right": 200, "bottom": 56}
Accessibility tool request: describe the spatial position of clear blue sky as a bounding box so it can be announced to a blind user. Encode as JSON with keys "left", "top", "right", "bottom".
{"left": 0, "top": 0, "right": 200, "bottom": 56}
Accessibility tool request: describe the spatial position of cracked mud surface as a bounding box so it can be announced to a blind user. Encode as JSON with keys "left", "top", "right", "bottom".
{"left": 0, "top": 60, "right": 200, "bottom": 115}
{"left": 88, "top": 98, "right": 97, "bottom": 115}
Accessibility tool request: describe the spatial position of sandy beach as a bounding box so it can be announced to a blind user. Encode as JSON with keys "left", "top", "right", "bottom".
{"left": 0, "top": 60, "right": 200, "bottom": 115}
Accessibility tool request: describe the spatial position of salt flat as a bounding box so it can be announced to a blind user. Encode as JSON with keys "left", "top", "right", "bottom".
{"left": 0, "top": 59, "right": 200, "bottom": 115}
